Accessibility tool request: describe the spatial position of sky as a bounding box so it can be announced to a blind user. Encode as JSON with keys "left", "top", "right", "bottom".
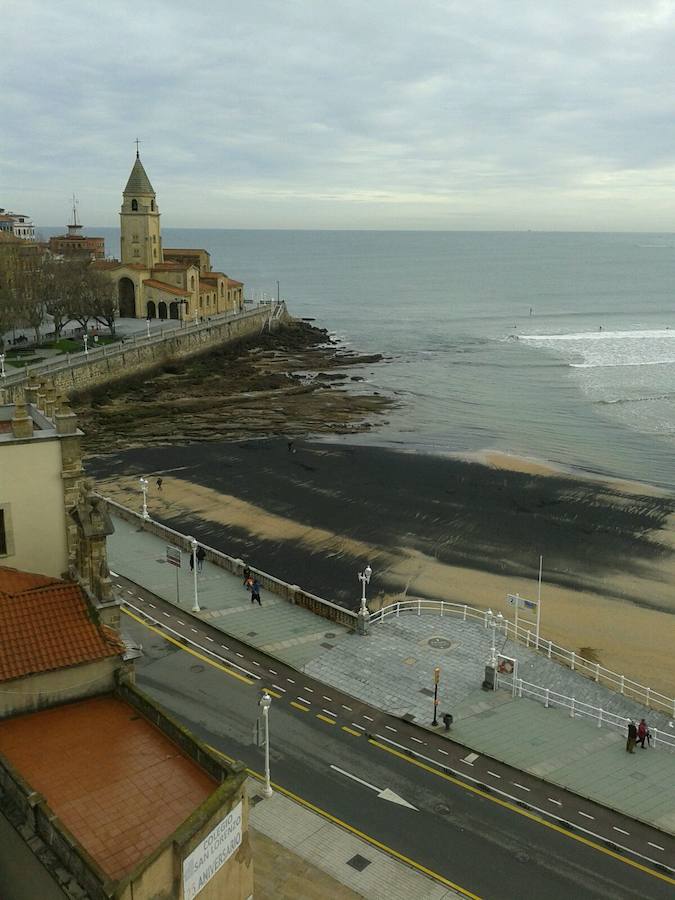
{"left": 3, "top": 0, "right": 675, "bottom": 231}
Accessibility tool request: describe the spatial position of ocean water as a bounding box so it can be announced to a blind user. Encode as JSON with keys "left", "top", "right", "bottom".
{"left": 43, "top": 228, "right": 675, "bottom": 489}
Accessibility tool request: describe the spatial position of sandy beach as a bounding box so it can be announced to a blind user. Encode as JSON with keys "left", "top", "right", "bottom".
{"left": 90, "top": 438, "right": 675, "bottom": 695}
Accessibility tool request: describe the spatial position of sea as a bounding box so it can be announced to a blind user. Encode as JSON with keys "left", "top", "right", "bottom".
{"left": 42, "top": 228, "right": 675, "bottom": 491}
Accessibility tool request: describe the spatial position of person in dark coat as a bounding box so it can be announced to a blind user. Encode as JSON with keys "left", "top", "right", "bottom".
{"left": 250, "top": 578, "right": 261, "bottom": 606}
{"left": 637, "top": 718, "right": 650, "bottom": 749}
{"left": 626, "top": 720, "right": 637, "bottom": 753}
{"left": 196, "top": 545, "right": 206, "bottom": 573}
{"left": 242, "top": 563, "right": 251, "bottom": 586}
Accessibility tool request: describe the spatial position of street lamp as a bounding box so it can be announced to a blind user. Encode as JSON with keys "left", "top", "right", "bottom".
{"left": 0, "top": 353, "right": 5, "bottom": 379}
{"left": 187, "top": 535, "right": 200, "bottom": 613}
{"left": 259, "top": 690, "right": 273, "bottom": 798}
{"left": 358, "top": 563, "right": 372, "bottom": 614}
{"left": 146, "top": 317, "right": 151, "bottom": 338}
{"left": 139, "top": 476, "right": 149, "bottom": 520}
{"left": 83, "top": 333, "right": 89, "bottom": 355}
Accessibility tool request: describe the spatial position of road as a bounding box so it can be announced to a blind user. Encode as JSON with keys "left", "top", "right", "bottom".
{"left": 120, "top": 586, "right": 675, "bottom": 900}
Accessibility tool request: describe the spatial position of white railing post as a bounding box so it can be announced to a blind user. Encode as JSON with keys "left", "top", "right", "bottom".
{"left": 440, "top": 601, "right": 444, "bottom": 617}
{"left": 595, "top": 663, "right": 600, "bottom": 683}
{"left": 620, "top": 675, "right": 625, "bottom": 695}
{"left": 526, "top": 629, "right": 531, "bottom": 647}
{"left": 571, "top": 651, "right": 576, "bottom": 671}
{"left": 598, "top": 708, "right": 602, "bottom": 728}
{"left": 653, "top": 729, "right": 658, "bottom": 748}
{"left": 570, "top": 697, "right": 575, "bottom": 718}
{"left": 548, "top": 640, "right": 552, "bottom": 659}
{"left": 544, "top": 688, "right": 550, "bottom": 708}
{"left": 463, "top": 605, "right": 467, "bottom": 621}
{"left": 396, "top": 602, "right": 400, "bottom": 618}
{"left": 417, "top": 599, "right": 421, "bottom": 616}
{"left": 646, "top": 687, "right": 651, "bottom": 708}
{"left": 518, "top": 678, "right": 523, "bottom": 698}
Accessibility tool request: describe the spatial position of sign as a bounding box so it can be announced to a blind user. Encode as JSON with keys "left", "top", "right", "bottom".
{"left": 506, "top": 593, "right": 537, "bottom": 611}
{"left": 183, "top": 801, "right": 242, "bottom": 900}
{"left": 166, "top": 545, "right": 182, "bottom": 568}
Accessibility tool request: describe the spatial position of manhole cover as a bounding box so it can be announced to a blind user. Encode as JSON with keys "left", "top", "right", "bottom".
{"left": 346, "top": 854, "right": 371, "bottom": 872}
{"left": 428, "top": 637, "right": 452, "bottom": 649}
{"left": 247, "top": 631, "right": 258, "bottom": 637}
{"left": 190, "top": 664, "right": 205, "bottom": 673}
{"left": 402, "top": 656, "right": 417, "bottom": 666}
{"left": 435, "top": 803, "right": 451, "bottom": 815}
{"left": 321, "top": 642, "right": 335, "bottom": 650}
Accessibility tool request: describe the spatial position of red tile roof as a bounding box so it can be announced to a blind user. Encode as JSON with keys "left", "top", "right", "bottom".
{"left": 0, "top": 567, "right": 124, "bottom": 681}
{"left": 143, "top": 279, "right": 189, "bottom": 297}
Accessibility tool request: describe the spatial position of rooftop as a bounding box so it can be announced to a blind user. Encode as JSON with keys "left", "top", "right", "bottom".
{"left": 0, "top": 695, "right": 217, "bottom": 880}
{"left": 0, "top": 567, "right": 124, "bottom": 681}
{"left": 123, "top": 156, "right": 155, "bottom": 196}
{"left": 143, "top": 278, "right": 189, "bottom": 296}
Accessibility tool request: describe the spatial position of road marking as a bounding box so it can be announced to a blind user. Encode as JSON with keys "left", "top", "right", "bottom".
{"left": 291, "top": 701, "right": 309, "bottom": 712}
{"left": 317, "top": 714, "right": 336, "bottom": 725}
{"left": 578, "top": 812, "right": 594, "bottom": 820}
{"left": 323, "top": 709, "right": 338, "bottom": 719}
{"left": 110, "top": 570, "right": 119, "bottom": 577}
{"left": 462, "top": 753, "right": 479, "bottom": 765}
{"left": 236, "top": 652, "right": 244, "bottom": 658}
{"left": 137, "top": 596, "right": 144, "bottom": 601}
{"left": 251, "top": 660, "right": 260, "bottom": 665}
{"left": 363, "top": 715, "right": 374, "bottom": 722}
{"left": 342, "top": 726, "right": 361, "bottom": 737}
{"left": 410, "top": 737, "right": 424, "bottom": 744}
{"left": 177, "top": 620, "right": 185, "bottom": 625}
{"left": 342, "top": 705, "right": 352, "bottom": 712}
{"left": 267, "top": 689, "right": 282, "bottom": 699}
{"left": 269, "top": 669, "right": 278, "bottom": 675}
{"left": 323, "top": 696, "right": 333, "bottom": 702}
{"left": 648, "top": 842, "right": 665, "bottom": 851}
{"left": 286, "top": 678, "right": 295, "bottom": 684}
{"left": 487, "top": 771, "right": 501, "bottom": 779}
{"left": 191, "top": 628, "right": 198, "bottom": 633}
{"left": 613, "top": 826, "right": 630, "bottom": 836}
{"left": 351, "top": 723, "right": 366, "bottom": 731}
{"left": 548, "top": 798, "right": 562, "bottom": 806}
{"left": 127, "top": 590, "right": 134, "bottom": 595}
{"left": 513, "top": 783, "right": 531, "bottom": 792}
{"left": 297, "top": 697, "right": 313, "bottom": 706}
{"left": 385, "top": 725, "right": 397, "bottom": 732}
{"left": 148, "top": 603, "right": 156, "bottom": 609}
{"left": 330, "top": 765, "right": 418, "bottom": 810}
{"left": 122, "top": 608, "right": 255, "bottom": 685}
{"left": 221, "top": 644, "right": 229, "bottom": 650}
{"left": 162, "top": 612, "right": 171, "bottom": 618}
{"left": 437, "top": 749, "right": 449, "bottom": 756}
{"left": 205, "top": 636, "right": 214, "bottom": 642}
{"left": 272, "top": 684, "right": 286, "bottom": 693}
{"left": 369, "top": 739, "right": 675, "bottom": 887}
{"left": 304, "top": 687, "right": 314, "bottom": 693}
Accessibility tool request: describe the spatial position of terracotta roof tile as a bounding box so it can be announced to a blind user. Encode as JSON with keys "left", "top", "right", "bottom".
{"left": 0, "top": 567, "right": 124, "bottom": 681}
{"left": 143, "top": 279, "right": 189, "bottom": 297}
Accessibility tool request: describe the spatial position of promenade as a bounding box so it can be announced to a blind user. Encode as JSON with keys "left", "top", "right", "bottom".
{"left": 108, "top": 513, "right": 675, "bottom": 838}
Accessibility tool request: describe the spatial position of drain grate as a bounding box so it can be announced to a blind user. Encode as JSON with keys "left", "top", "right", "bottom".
{"left": 321, "top": 642, "right": 335, "bottom": 650}
{"left": 325, "top": 632, "right": 337, "bottom": 639}
{"left": 346, "top": 854, "right": 371, "bottom": 872}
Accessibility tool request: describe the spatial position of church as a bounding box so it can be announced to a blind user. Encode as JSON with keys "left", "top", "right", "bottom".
{"left": 95, "top": 152, "right": 244, "bottom": 321}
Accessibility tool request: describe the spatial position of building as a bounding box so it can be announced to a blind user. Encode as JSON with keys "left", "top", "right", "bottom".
{"left": 47, "top": 198, "right": 105, "bottom": 260}
{"left": 0, "top": 386, "right": 254, "bottom": 899}
{"left": 95, "top": 153, "right": 244, "bottom": 322}
{"left": 0, "top": 210, "right": 35, "bottom": 240}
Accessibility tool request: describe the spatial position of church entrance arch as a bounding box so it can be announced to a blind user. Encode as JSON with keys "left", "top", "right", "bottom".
{"left": 118, "top": 278, "right": 136, "bottom": 318}
{"left": 158, "top": 301, "right": 168, "bottom": 320}
{"left": 169, "top": 302, "right": 179, "bottom": 320}
{"left": 146, "top": 300, "right": 156, "bottom": 319}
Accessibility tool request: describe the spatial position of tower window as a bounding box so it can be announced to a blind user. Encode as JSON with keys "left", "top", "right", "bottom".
{"left": 132, "top": 199, "right": 138, "bottom": 211}
{"left": 151, "top": 200, "right": 155, "bottom": 211}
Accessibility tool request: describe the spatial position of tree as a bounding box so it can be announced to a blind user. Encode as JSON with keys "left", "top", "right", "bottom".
{"left": 0, "top": 243, "right": 21, "bottom": 350}
{"left": 90, "top": 269, "right": 118, "bottom": 335}
{"left": 42, "top": 259, "right": 72, "bottom": 340}
{"left": 66, "top": 262, "right": 95, "bottom": 333}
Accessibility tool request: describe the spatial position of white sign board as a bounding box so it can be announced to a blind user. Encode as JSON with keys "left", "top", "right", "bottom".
{"left": 183, "top": 801, "right": 242, "bottom": 900}
{"left": 506, "top": 593, "right": 537, "bottom": 611}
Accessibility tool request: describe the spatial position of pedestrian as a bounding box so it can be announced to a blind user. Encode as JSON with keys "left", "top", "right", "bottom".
{"left": 637, "top": 718, "right": 650, "bottom": 749}
{"left": 189, "top": 548, "right": 195, "bottom": 572}
{"left": 242, "top": 563, "right": 251, "bottom": 587}
{"left": 196, "top": 545, "right": 206, "bottom": 573}
{"left": 626, "top": 719, "right": 637, "bottom": 753}
{"left": 250, "top": 578, "right": 261, "bottom": 606}
{"left": 287, "top": 439, "right": 295, "bottom": 453}
{"left": 156, "top": 477, "right": 163, "bottom": 491}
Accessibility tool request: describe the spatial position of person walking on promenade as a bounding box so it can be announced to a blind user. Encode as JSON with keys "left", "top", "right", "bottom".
{"left": 250, "top": 578, "right": 262, "bottom": 606}
{"left": 156, "top": 477, "right": 163, "bottom": 491}
{"left": 196, "top": 545, "right": 206, "bottom": 573}
{"left": 626, "top": 719, "right": 637, "bottom": 753}
{"left": 189, "top": 548, "right": 195, "bottom": 573}
{"left": 637, "top": 718, "right": 650, "bottom": 749}
{"left": 243, "top": 563, "right": 251, "bottom": 587}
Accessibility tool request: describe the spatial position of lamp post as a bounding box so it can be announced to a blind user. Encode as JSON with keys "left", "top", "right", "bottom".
{"left": 83, "top": 333, "right": 89, "bottom": 355}
{"left": 488, "top": 609, "right": 497, "bottom": 667}
{"left": 357, "top": 563, "right": 372, "bottom": 635}
{"left": 0, "top": 353, "right": 5, "bottom": 379}
{"left": 432, "top": 666, "right": 441, "bottom": 726}
{"left": 139, "top": 476, "right": 149, "bottom": 520}
{"left": 259, "top": 690, "right": 273, "bottom": 798}
{"left": 276, "top": 280, "right": 280, "bottom": 304}
{"left": 188, "top": 535, "right": 200, "bottom": 612}
{"left": 146, "top": 317, "right": 151, "bottom": 338}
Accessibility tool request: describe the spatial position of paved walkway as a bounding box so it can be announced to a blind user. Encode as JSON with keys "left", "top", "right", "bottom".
{"left": 108, "top": 514, "right": 675, "bottom": 836}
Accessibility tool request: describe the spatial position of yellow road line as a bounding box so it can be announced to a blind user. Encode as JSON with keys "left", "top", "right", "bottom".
{"left": 122, "top": 607, "right": 255, "bottom": 685}
{"left": 291, "top": 701, "right": 310, "bottom": 712}
{"left": 369, "top": 739, "right": 675, "bottom": 887}
{"left": 267, "top": 689, "right": 283, "bottom": 699}
{"left": 317, "top": 714, "right": 336, "bottom": 725}
{"left": 342, "top": 726, "right": 362, "bottom": 737}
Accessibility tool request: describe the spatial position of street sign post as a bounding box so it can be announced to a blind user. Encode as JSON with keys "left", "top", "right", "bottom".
{"left": 506, "top": 592, "right": 538, "bottom": 641}
{"left": 166, "top": 545, "right": 181, "bottom": 604}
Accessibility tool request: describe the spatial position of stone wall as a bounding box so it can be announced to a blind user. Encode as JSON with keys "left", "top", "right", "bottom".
{"left": 1, "top": 303, "right": 289, "bottom": 404}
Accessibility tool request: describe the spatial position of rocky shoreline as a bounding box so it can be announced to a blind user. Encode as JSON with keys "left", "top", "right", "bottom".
{"left": 74, "top": 320, "right": 395, "bottom": 452}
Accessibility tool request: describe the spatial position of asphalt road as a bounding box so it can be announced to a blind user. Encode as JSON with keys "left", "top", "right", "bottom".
{"left": 122, "top": 604, "right": 675, "bottom": 900}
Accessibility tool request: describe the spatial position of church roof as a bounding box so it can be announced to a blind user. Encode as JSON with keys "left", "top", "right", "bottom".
{"left": 143, "top": 279, "right": 189, "bottom": 297}
{"left": 124, "top": 155, "right": 155, "bottom": 196}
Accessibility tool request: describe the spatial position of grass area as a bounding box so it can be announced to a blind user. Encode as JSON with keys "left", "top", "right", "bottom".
{"left": 6, "top": 356, "right": 47, "bottom": 367}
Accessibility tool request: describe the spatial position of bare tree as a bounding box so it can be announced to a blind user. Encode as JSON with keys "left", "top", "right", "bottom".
{"left": 0, "top": 244, "right": 21, "bottom": 349}
{"left": 42, "top": 259, "right": 72, "bottom": 340}
{"left": 90, "top": 269, "right": 118, "bottom": 335}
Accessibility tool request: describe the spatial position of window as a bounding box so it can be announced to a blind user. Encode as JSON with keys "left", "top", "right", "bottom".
{"left": 191, "top": 275, "right": 195, "bottom": 289}
{"left": 151, "top": 200, "right": 155, "bottom": 211}
{"left": 0, "top": 509, "right": 7, "bottom": 555}
{"left": 131, "top": 199, "right": 138, "bottom": 211}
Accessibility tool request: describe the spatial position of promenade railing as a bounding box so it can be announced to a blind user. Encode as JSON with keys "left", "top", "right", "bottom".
{"left": 370, "top": 599, "right": 675, "bottom": 718}
{"left": 494, "top": 673, "right": 675, "bottom": 752}
{"left": 99, "top": 496, "right": 357, "bottom": 630}
{"left": 0, "top": 303, "right": 284, "bottom": 389}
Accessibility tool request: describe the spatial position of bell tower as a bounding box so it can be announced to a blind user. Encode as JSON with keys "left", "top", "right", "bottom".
{"left": 120, "top": 143, "right": 163, "bottom": 267}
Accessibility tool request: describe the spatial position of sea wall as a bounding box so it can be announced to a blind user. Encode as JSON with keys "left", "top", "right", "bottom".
{"left": 0, "top": 303, "right": 289, "bottom": 403}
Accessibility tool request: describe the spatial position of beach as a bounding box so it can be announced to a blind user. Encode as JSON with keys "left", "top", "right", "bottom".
{"left": 90, "top": 438, "right": 675, "bottom": 695}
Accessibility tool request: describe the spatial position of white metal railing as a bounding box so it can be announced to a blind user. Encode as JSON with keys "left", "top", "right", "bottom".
{"left": 495, "top": 674, "right": 675, "bottom": 752}
{"left": 370, "top": 599, "right": 675, "bottom": 718}
{"left": 0, "top": 303, "right": 282, "bottom": 388}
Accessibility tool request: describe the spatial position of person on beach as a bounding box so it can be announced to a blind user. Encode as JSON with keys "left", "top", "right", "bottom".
{"left": 626, "top": 719, "right": 637, "bottom": 753}
{"left": 196, "top": 545, "right": 206, "bottom": 573}
{"left": 250, "top": 578, "right": 262, "bottom": 606}
{"left": 243, "top": 563, "right": 251, "bottom": 586}
{"left": 156, "top": 477, "right": 163, "bottom": 491}
{"left": 637, "top": 718, "right": 650, "bottom": 749}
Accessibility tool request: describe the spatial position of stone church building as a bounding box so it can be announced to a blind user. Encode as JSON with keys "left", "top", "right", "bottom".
{"left": 95, "top": 153, "right": 244, "bottom": 322}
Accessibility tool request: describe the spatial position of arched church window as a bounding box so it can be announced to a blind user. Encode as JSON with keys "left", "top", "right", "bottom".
{"left": 151, "top": 200, "right": 155, "bottom": 211}
{"left": 191, "top": 275, "right": 195, "bottom": 289}
{"left": 131, "top": 199, "right": 138, "bottom": 211}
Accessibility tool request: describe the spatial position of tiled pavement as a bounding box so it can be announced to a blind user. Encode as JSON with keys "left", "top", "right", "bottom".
{"left": 108, "top": 514, "right": 675, "bottom": 836}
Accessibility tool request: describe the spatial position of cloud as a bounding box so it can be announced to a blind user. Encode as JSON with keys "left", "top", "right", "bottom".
{"left": 3, "top": 0, "right": 675, "bottom": 229}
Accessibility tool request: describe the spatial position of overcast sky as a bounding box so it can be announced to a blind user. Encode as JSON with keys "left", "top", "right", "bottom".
{"left": 3, "top": 0, "right": 675, "bottom": 230}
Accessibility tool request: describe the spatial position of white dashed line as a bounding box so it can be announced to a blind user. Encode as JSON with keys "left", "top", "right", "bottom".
{"left": 297, "top": 697, "right": 312, "bottom": 706}
{"left": 385, "top": 725, "right": 397, "bottom": 732}
{"left": 323, "top": 709, "right": 338, "bottom": 719}
{"left": 236, "top": 653, "right": 244, "bottom": 658}
{"left": 323, "top": 696, "right": 333, "bottom": 702}
{"left": 513, "top": 783, "right": 531, "bottom": 792}
{"left": 648, "top": 842, "right": 665, "bottom": 851}
{"left": 221, "top": 645, "right": 229, "bottom": 650}
{"left": 286, "top": 678, "right": 296, "bottom": 684}
{"left": 191, "top": 629, "right": 198, "bottom": 633}
{"left": 304, "top": 687, "right": 314, "bottom": 693}
{"left": 110, "top": 570, "right": 119, "bottom": 577}
{"left": 251, "top": 660, "right": 260, "bottom": 666}
{"left": 578, "top": 811, "right": 594, "bottom": 820}
{"left": 548, "top": 798, "right": 562, "bottom": 806}
{"left": 269, "top": 669, "right": 278, "bottom": 675}
{"left": 273, "top": 684, "right": 287, "bottom": 693}
{"left": 363, "top": 715, "right": 374, "bottom": 722}
{"left": 177, "top": 620, "right": 185, "bottom": 625}
{"left": 162, "top": 612, "right": 170, "bottom": 618}
{"left": 487, "top": 771, "right": 501, "bottom": 779}
{"left": 351, "top": 723, "right": 366, "bottom": 731}
{"left": 613, "top": 826, "right": 630, "bottom": 836}
{"left": 137, "top": 596, "right": 144, "bottom": 602}
{"left": 342, "top": 705, "right": 352, "bottom": 712}
{"left": 410, "top": 737, "right": 424, "bottom": 744}
{"left": 437, "top": 749, "right": 449, "bottom": 756}
{"left": 205, "top": 636, "right": 214, "bottom": 642}
{"left": 127, "top": 590, "right": 134, "bottom": 595}
{"left": 148, "top": 603, "right": 156, "bottom": 609}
